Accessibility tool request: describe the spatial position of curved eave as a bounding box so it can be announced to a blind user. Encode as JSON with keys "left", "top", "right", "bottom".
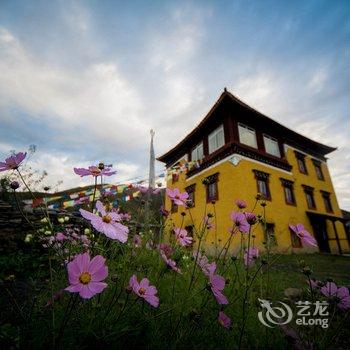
{"left": 157, "top": 90, "right": 337, "bottom": 164}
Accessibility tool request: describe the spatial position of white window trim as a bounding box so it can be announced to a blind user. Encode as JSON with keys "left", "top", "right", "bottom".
{"left": 238, "top": 123, "right": 258, "bottom": 149}
{"left": 263, "top": 134, "right": 281, "bottom": 157}
{"left": 191, "top": 142, "right": 203, "bottom": 162}
{"left": 208, "top": 125, "right": 225, "bottom": 154}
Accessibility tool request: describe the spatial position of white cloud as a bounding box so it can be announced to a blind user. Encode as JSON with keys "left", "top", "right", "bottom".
{"left": 0, "top": 26, "right": 145, "bottom": 151}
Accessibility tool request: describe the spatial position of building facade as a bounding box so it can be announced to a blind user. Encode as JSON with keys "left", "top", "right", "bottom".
{"left": 158, "top": 89, "right": 349, "bottom": 255}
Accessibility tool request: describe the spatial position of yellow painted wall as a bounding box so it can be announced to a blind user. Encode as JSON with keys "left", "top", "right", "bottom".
{"left": 165, "top": 146, "right": 349, "bottom": 255}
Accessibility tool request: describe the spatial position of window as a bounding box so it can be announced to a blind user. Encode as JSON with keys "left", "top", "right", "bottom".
{"left": 185, "top": 184, "right": 196, "bottom": 207}
{"left": 238, "top": 123, "right": 257, "bottom": 148}
{"left": 321, "top": 191, "right": 333, "bottom": 213}
{"left": 312, "top": 159, "right": 324, "bottom": 180}
{"left": 208, "top": 125, "right": 225, "bottom": 154}
{"left": 191, "top": 143, "right": 204, "bottom": 162}
{"left": 263, "top": 135, "right": 280, "bottom": 157}
{"left": 203, "top": 173, "right": 219, "bottom": 202}
{"left": 290, "top": 227, "right": 302, "bottom": 248}
{"left": 253, "top": 170, "right": 271, "bottom": 200}
{"left": 303, "top": 185, "right": 316, "bottom": 209}
{"left": 295, "top": 151, "right": 308, "bottom": 174}
{"left": 280, "top": 179, "right": 296, "bottom": 205}
{"left": 264, "top": 223, "right": 277, "bottom": 246}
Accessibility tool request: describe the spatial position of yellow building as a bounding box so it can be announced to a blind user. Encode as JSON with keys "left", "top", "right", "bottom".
{"left": 158, "top": 89, "right": 349, "bottom": 255}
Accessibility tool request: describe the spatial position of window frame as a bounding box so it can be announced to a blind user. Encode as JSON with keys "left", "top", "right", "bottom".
{"left": 280, "top": 178, "right": 296, "bottom": 206}
{"left": 208, "top": 125, "right": 225, "bottom": 154}
{"left": 290, "top": 227, "right": 302, "bottom": 248}
{"left": 303, "top": 185, "right": 316, "bottom": 209}
{"left": 295, "top": 151, "right": 308, "bottom": 174}
{"left": 263, "top": 134, "right": 281, "bottom": 158}
{"left": 253, "top": 170, "right": 271, "bottom": 200}
{"left": 312, "top": 160, "right": 325, "bottom": 181}
{"left": 185, "top": 184, "right": 196, "bottom": 207}
{"left": 191, "top": 142, "right": 204, "bottom": 162}
{"left": 238, "top": 123, "right": 258, "bottom": 149}
{"left": 203, "top": 173, "right": 219, "bottom": 203}
{"left": 321, "top": 191, "right": 333, "bottom": 213}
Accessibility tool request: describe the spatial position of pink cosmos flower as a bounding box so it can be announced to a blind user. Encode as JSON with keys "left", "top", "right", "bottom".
{"left": 218, "top": 311, "right": 232, "bottom": 329}
{"left": 204, "top": 215, "right": 215, "bottom": 229}
{"left": 235, "top": 199, "right": 247, "bottom": 209}
{"left": 195, "top": 252, "right": 217, "bottom": 277}
{"left": 158, "top": 243, "right": 174, "bottom": 258}
{"left": 160, "top": 251, "right": 182, "bottom": 274}
{"left": 160, "top": 205, "right": 170, "bottom": 217}
{"left": 65, "top": 252, "right": 108, "bottom": 299}
{"left": 195, "top": 252, "right": 228, "bottom": 304}
{"left": 209, "top": 273, "right": 229, "bottom": 305}
{"left": 244, "top": 212, "right": 257, "bottom": 225}
{"left": 289, "top": 224, "right": 318, "bottom": 247}
{"left": 321, "top": 282, "right": 350, "bottom": 310}
{"left": 80, "top": 201, "right": 129, "bottom": 243}
{"left": 0, "top": 152, "right": 26, "bottom": 172}
{"left": 55, "top": 232, "right": 67, "bottom": 241}
{"left": 230, "top": 212, "right": 250, "bottom": 234}
{"left": 133, "top": 234, "right": 142, "bottom": 248}
{"left": 137, "top": 185, "right": 149, "bottom": 194}
{"left": 129, "top": 275, "right": 159, "bottom": 307}
{"left": 74, "top": 165, "right": 116, "bottom": 177}
{"left": 244, "top": 247, "right": 259, "bottom": 267}
{"left": 166, "top": 188, "right": 189, "bottom": 207}
{"left": 174, "top": 228, "right": 193, "bottom": 246}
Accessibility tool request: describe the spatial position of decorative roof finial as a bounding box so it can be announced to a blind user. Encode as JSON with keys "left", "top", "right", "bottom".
{"left": 224, "top": 87, "right": 227, "bottom": 92}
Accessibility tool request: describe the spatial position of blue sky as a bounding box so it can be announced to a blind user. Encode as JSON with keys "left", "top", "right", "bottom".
{"left": 0, "top": 0, "right": 349, "bottom": 208}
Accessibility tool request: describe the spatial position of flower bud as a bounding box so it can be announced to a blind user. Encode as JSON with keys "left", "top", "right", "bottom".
{"left": 64, "top": 216, "right": 69, "bottom": 222}
{"left": 84, "top": 228, "right": 91, "bottom": 235}
{"left": 58, "top": 217, "right": 65, "bottom": 224}
{"left": 10, "top": 181, "right": 20, "bottom": 190}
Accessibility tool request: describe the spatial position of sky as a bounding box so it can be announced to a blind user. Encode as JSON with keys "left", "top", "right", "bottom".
{"left": 0, "top": 0, "right": 349, "bottom": 208}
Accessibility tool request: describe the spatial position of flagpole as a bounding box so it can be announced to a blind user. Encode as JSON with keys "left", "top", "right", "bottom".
{"left": 146, "top": 129, "right": 155, "bottom": 223}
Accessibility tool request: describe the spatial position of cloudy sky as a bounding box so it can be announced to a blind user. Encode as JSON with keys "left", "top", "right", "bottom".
{"left": 0, "top": 0, "right": 349, "bottom": 208}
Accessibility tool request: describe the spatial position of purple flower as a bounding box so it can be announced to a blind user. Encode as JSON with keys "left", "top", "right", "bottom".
{"left": 10, "top": 181, "right": 20, "bottom": 190}
{"left": 55, "top": 232, "right": 67, "bottom": 241}
{"left": 230, "top": 212, "right": 250, "bottom": 234}
{"left": 195, "top": 252, "right": 217, "bottom": 277}
{"left": 80, "top": 201, "right": 129, "bottom": 243}
{"left": 65, "top": 252, "right": 108, "bottom": 299}
{"left": 321, "top": 282, "right": 350, "bottom": 310}
{"left": 195, "top": 252, "right": 228, "bottom": 304}
{"left": 204, "top": 215, "right": 214, "bottom": 229}
{"left": 133, "top": 234, "right": 142, "bottom": 248}
{"left": 160, "top": 205, "right": 170, "bottom": 218}
{"left": 209, "top": 273, "right": 229, "bottom": 305}
{"left": 218, "top": 311, "right": 232, "bottom": 329}
{"left": 235, "top": 199, "right": 247, "bottom": 209}
{"left": 160, "top": 251, "right": 182, "bottom": 274}
{"left": 289, "top": 224, "right": 318, "bottom": 247}
{"left": 74, "top": 165, "right": 116, "bottom": 177}
{"left": 244, "top": 212, "right": 257, "bottom": 225}
{"left": 158, "top": 243, "right": 174, "bottom": 258}
{"left": 174, "top": 228, "right": 193, "bottom": 246}
{"left": 129, "top": 275, "right": 159, "bottom": 307}
{"left": 244, "top": 247, "right": 259, "bottom": 267}
{"left": 137, "top": 185, "right": 149, "bottom": 194}
{"left": 0, "top": 152, "right": 26, "bottom": 172}
{"left": 166, "top": 188, "right": 189, "bottom": 207}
